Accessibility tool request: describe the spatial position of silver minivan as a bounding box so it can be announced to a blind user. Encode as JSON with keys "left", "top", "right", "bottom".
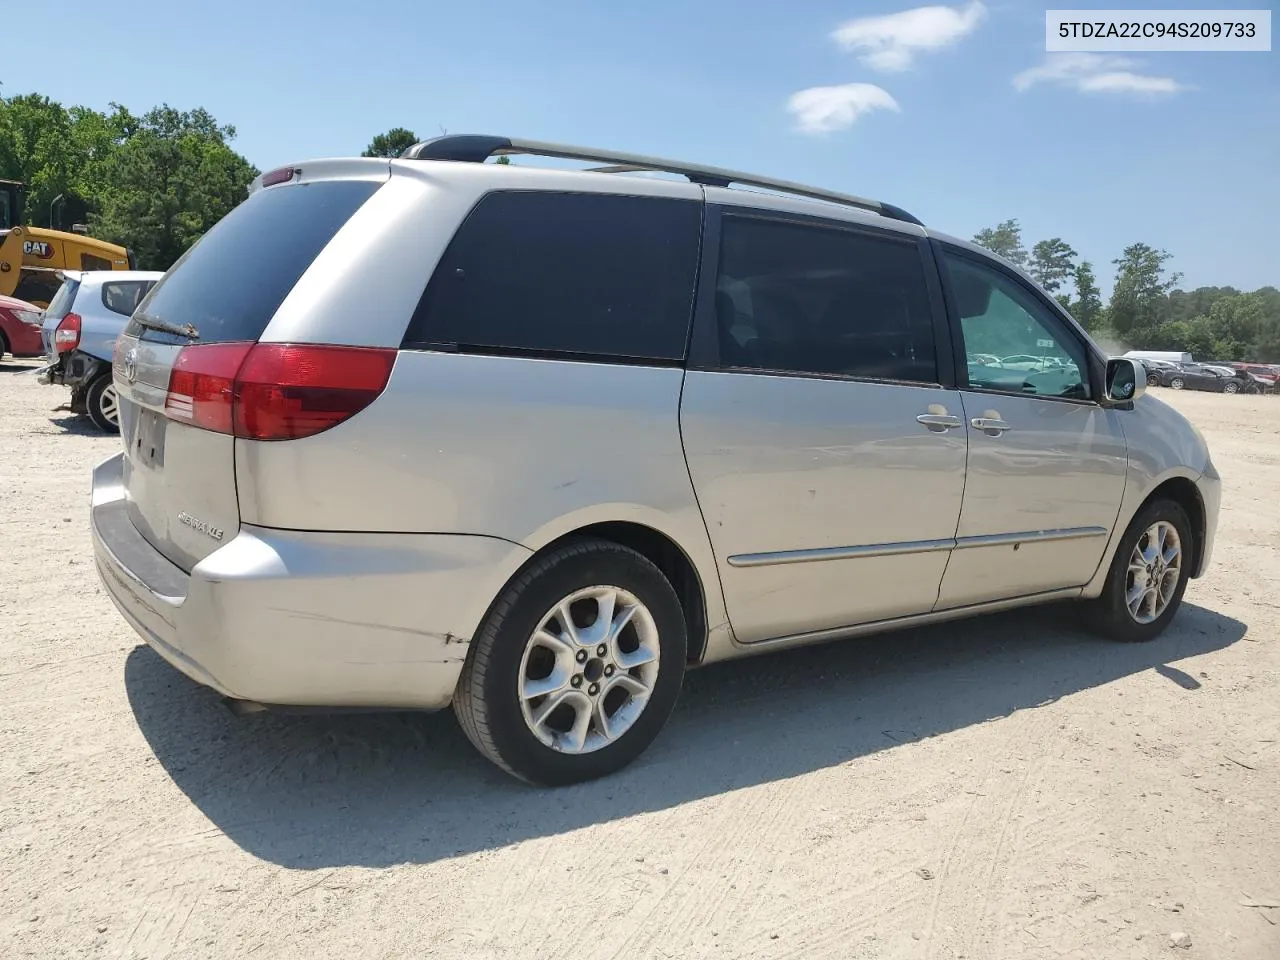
{"left": 92, "top": 136, "right": 1220, "bottom": 784}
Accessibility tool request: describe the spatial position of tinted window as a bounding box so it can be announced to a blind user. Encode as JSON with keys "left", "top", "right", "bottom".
{"left": 713, "top": 216, "right": 937, "bottom": 383}
{"left": 81, "top": 253, "right": 113, "bottom": 271}
{"left": 102, "top": 281, "right": 154, "bottom": 317}
{"left": 943, "top": 252, "right": 1090, "bottom": 400}
{"left": 129, "top": 180, "right": 381, "bottom": 344}
{"left": 411, "top": 191, "right": 701, "bottom": 361}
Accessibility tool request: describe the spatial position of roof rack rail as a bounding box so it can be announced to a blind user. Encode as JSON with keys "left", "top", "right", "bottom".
{"left": 398, "top": 135, "right": 923, "bottom": 227}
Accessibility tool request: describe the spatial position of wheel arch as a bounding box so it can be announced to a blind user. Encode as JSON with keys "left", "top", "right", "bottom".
{"left": 1144, "top": 476, "right": 1207, "bottom": 578}
{"left": 531, "top": 521, "right": 711, "bottom": 665}
{"left": 1083, "top": 469, "right": 1208, "bottom": 598}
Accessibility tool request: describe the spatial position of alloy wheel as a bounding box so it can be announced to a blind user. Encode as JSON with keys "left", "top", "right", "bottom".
{"left": 518, "top": 585, "right": 661, "bottom": 754}
{"left": 1125, "top": 521, "right": 1182, "bottom": 624}
{"left": 100, "top": 383, "right": 120, "bottom": 426}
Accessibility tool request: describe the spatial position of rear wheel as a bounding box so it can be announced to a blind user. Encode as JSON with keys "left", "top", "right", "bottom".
{"left": 1146, "top": 373, "right": 1161, "bottom": 386}
{"left": 454, "top": 539, "right": 687, "bottom": 785}
{"left": 1169, "top": 377, "right": 1185, "bottom": 390}
{"left": 86, "top": 374, "right": 120, "bottom": 433}
{"left": 1086, "top": 499, "right": 1192, "bottom": 642}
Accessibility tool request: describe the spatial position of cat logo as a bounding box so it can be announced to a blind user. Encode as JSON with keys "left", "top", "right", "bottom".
{"left": 22, "top": 240, "right": 54, "bottom": 259}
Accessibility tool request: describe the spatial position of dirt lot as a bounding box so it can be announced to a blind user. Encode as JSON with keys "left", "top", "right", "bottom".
{"left": 1, "top": 361, "right": 1277, "bottom": 960}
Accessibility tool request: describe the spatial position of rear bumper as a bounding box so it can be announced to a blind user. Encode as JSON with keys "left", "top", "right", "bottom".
{"left": 91, "top": 453, "right": 531, "bottom": 709}
{"left": 38, "top": 350, "right": 106, "bottom": 389}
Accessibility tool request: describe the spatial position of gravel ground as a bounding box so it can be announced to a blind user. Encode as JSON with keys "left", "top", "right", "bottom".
{"left": 2, "top": 359, "right": 1278, "bottom": 960}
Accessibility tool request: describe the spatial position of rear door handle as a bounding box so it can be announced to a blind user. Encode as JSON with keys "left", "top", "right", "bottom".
{"left": 971, "top": 417, "right": 1011, "bottom": 435}
{"left": 916, "top": 413, "right": 963, "bottom": 432}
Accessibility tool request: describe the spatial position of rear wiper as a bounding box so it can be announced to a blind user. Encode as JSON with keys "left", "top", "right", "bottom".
{"left": 134, "top": 315, "right": 200, "bottom": 339}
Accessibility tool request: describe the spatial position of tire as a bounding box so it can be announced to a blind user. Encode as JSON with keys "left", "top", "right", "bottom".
{"left": 1169, "top": 377, "right": 1185, "bottom": 390}
{"left": 1086, "top": 499, "right": 1192, "bottom": 643}
{"left": 1146, "top": 374, "right": 1160, "bottom": 386}
{"left": 85, "top": 374, "right": 120, "bottom": 433}
{"left": 1223, "top": 381, "right": 1240, "bottom": 394}
{"left": 0, "top": 330, "right": 9, "bottom": 361}
{"left": 454, "top": 538, "right": 687, "bottom": 785}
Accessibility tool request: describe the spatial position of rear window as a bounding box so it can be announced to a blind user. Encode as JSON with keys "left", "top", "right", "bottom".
{"left": 102, "top": 280, "right": 154, "bottom": 317}
{"left": 129, "top": 180, "right": 381, "bottom": 344}
{"left": 42, "top": 277, "right": 81, "bottom": 319}
{"left": 408, "top": 191, "right": 702, "bottom": 361}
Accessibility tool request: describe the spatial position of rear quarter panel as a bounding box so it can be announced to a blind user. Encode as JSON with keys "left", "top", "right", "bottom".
{"left": 235, "top": 352, "right": 733, "bottom": 652}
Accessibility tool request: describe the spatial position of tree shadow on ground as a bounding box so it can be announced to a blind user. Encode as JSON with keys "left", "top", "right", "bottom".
{"left": 124, "top": 601, "right": 1246, "bottom": 869}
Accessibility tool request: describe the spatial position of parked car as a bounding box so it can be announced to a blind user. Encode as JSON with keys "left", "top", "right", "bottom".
{"left": 1227, "top": 363, "right": 1279, "bottom": 393}
{"left": 37, "top": 270, "right": 162, "bottom": 430}
{"left": 0, "top": 293, "right": 44, "bottom": 360}
{"left": 91, "top": 136, "right": 1221, "bottom": 785}
{"left": 1137, "top": 358, "right": 1180, "bottom": 385}
{"left": 1159, "top": 363, "right": 1255, "bottom": 394}
{"left": 1123, "top": 350, "right": 1193, "bottom": 365}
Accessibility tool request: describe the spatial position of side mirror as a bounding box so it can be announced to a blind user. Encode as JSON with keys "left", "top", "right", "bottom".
{"left": 1104, "top": 357, "right": 1146, "bottom": 405}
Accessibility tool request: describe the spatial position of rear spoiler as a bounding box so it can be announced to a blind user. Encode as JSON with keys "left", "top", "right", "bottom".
{"left": 126, "top": 248, "right": 137, "bottom": 270}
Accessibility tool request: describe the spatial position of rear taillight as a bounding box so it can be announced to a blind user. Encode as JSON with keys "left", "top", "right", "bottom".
{"left": 165, "top": 342, "right": 254, "bottom": 434}
{"left": 163, "top": 343, "right": 396, "bottom": 441}
{"left": 54, "top": 312, "right": 82, "bottom": 352}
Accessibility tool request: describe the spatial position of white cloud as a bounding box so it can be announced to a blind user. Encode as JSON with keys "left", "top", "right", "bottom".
{"left": 1078, "top": 72, "right": 1184, "bottom": 95}
{"left": 787, "top": 83, "right": 901, "bottom": 134}
{"left": 832, "top": 1, "right": 987, "bottom": 72}
{"left": 1014, "top": 53, "right": 1186, "bottom": 95}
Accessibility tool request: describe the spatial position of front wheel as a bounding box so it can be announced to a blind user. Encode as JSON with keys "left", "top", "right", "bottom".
{"left": 1146, "top": 374, "right": 1161, "bottom": 386}
{"left": 1086, "top": 499, "right": 1192, "bottom": 642}
{"left": 86, "top": 374, "right": 120, "bottom": 433}
{"left": 453, "top": 539, "right": 687, "bottom": 785}
{"left": 1169, "top": 377, "right": 1185, "bottom": 390}
{"left": 1223, "top": 381, "right": 1240, "bottom": 394}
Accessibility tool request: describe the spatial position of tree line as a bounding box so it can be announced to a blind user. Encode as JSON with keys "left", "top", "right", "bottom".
{"left": 971, "top": 219, "right": 1280, "bottom": 363}
{"left": 1, "top": 91, "right": 258, "bottom": 271}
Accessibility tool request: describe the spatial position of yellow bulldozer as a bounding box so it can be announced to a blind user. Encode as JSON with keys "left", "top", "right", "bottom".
{"left": 0, "top": 179, "right": 133, "bottom": 307}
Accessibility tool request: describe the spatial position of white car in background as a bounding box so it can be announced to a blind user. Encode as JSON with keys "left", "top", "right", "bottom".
{"left": 38, "top": 270, "right": 163, "bottom": 430}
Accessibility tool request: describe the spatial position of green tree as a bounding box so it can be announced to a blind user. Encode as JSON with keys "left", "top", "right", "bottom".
{"left": 0, "top": 93, "right": 77, "bottom": 226}
{"left": 1029, "top": 237, "right": 1078, "bottom": 294}
{"left": 972, "top": 219, "right": 1028, "bottom": 267}
{"left": 1108, "top": 243, "right": 1181, "bottom": 340}
{"left": 91, "top": 106, "right": 257, "bottom": 270}
{"left": 1166, "top": 285, "right": 1240, "bottom": 326}
{"left": 1071, "top": 260, "right": 1104, "bottom": 332}
{"left": 362, "top": 127, "right": 419, "bottom": 158}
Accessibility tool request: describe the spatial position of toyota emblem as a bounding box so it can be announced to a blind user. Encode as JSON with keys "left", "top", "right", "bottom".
{"left": 124, "top": 348, "right": 138, "bottom": 384}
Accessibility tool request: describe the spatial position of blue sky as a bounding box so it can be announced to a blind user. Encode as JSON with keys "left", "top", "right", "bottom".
{"left": 6, "top": 0, "right": 1277, "bottom": 294}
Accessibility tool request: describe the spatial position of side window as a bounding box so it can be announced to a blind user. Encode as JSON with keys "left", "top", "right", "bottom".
{"left": 102, "top": 281, "right": 151, "bottom": 317}
{"left": 412, "top": 192, "right": 702, "bottom": 361}
{"left": 81, "top": 253, "right": 113, "bottom": 271}
{"left": 713, "top": 216, "right": 938, "bottom": 384}
{"left": 942, "top": 252, "right": 1091, "bottom": 400}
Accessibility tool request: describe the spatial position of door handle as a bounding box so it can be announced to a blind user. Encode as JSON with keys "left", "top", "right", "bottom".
{"left": 916, "top": 413, "right": 963, "bottom": 432}
{"left": 971, "top": 417, "right": 1011, "bottom": 435}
